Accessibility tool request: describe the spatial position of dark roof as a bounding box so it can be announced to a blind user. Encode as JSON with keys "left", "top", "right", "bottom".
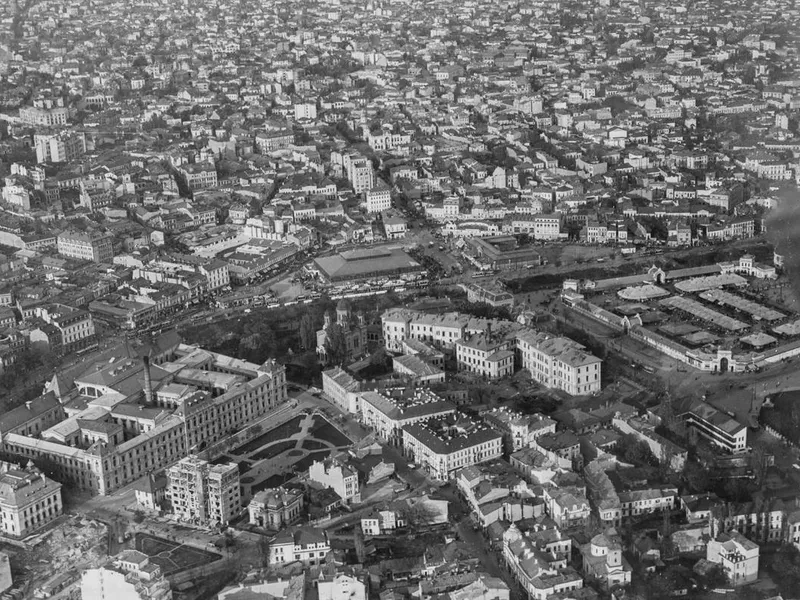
{"left": 0, "top": 392, "right": 60, "bottom": 434}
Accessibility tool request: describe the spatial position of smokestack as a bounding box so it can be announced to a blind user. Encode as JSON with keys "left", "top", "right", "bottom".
{"left": 142, "top": 354, "right": 154, "bottom": 405}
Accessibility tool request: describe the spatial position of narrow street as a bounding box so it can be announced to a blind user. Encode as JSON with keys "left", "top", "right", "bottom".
{"left": 455, "top": 517, "right": 524, "bottom": 600}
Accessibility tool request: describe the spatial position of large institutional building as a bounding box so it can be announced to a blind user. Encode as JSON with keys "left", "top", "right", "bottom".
{"left": 0, "top": 464, "right": 63, "bottom": 538}
{"left": 381, "top": 309, "right": 603, "bottom": 394}
{"left": 0, "top": 335, "right": 287, "bottom": 496}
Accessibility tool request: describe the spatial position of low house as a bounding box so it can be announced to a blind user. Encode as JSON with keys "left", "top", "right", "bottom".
{"left": 133, "top": 472, "right": 167, "bottom": 511}
{"left": 269, "top": 526, "right": 331, "bottom": 566}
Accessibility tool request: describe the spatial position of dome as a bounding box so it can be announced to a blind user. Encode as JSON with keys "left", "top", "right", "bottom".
{"left": 336, "top": 299, "right": 352, "bottom": 312}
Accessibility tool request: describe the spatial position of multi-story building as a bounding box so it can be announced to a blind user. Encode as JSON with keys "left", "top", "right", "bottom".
{"left": 402, "top": 415, "right": 503, "bottom": 481}
{"left": 179, "top": 162, "right": 218, "bottom": 191}
{"left": 255, "top": 129, "right": 293, "bottom": 153}
{"left": 482, "top": 408, "right": 556, "bottom": 453}
{"left": 2, "top": 344, "right": 287, "bottom": 496}
{"left": 683, "top": 403, "right": 748, "bottom": 453}
{"left": 534, "top": 432, "right": 582, "bottom": 469}
{"left": 516, "top": 330, "right": 602, "bottom": 396}
{"left": 166, "top": 455, "right": 240, "bottom": 527}
{"left": 465, "top": 283, "right": 515, "bottom": 309}
{"left": 366, "top": 184, "right": 391, "bottom": 213}
{"left": 248, "top": 487, "right": 304, "bottom": 529}
{"left": 34, "top": 131, "right": 86, "bottom": 163}
{"left": 33, "top": 304, "right": 95, "bottom": 353}
{"left": 0, "top": 465, "right": 62, "bottom": 538}
{"left": 585, "top": 461, "right": 622, "bottom": 527}
{"left": 455, "top": 331, "right": 516, "bottom": 380}
{"left": 381, "top": 308, "right": 494, "bottom": 353}
{"left": 342, "top": 154, "right": 375, "bottom": 194}
{"left": 619, "top": 488, "right": 677, "bottom": 519}
{"left": 502, "top": 524, "right": 583, "bottom": 600}
{"left": 321, "top": 367, "right": 361, "bottom": 415}
{"left": 308, "top": 458, "right": 360, "bottom": 504}
{"left": 81, "top": 550, "right": 172, "bottom": 600}
{"left": 706, "top": 531, "right": 759, "bottom": 586}
{"left": 542, "top": 486, "right": 591, "bottom": 529}
{"left": 19, "top": 106, "right": 68, "bottom": 127}
{"left": 359, "top": 389, "right": 456, "bottom": 446}
{"left": 56, "top": 230, "right": 115, "bottom": 263}
{"left": 269, "top": 526, "right": 330, "bottom": 566}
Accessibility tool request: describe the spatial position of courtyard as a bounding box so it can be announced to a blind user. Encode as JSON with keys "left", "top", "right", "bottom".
{"left": 217, "top": 410, "right": 354, "bottom": 500}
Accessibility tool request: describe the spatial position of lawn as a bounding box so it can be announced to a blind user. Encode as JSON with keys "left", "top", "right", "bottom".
{"left": 302, "top": 439, "right": 329, "bottom": 450}
{"left": 135, "top": 533, "right": 221, "bottom": 575}
{"left": 309, "top": 416, "right": 352, "bottom": 447}
{"left": 252, "top": 472, "right": 296, "bottom": 494}
{"left": 233, "top": 415, "right": 304, "bottom": 454}
{"left": 251, "top": 440, "right": 296, "bottom": 461}
{"left": 292, "top": 450, "right": 331, "bottom": 472}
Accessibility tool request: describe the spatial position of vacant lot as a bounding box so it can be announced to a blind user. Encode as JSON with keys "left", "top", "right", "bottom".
{"left": 135, "top": 533, "right": 221, "bottom": 575}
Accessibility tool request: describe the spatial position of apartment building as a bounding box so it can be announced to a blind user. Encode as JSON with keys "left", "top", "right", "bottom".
{"left": 683, "top": 403, "right": 748, "bottom": 453}
{"left": 366, "top": 184, "right": 391, "bottom": 213}
{"left": 166, "top": 455, "right": 240, "bottom": 527}
{"left": 0, "top": 465, "right": 62, "bottom": 538}
{"left": 34, "top": 131, "right": 86, "bottom": 163}
{"left": 57, "top": 230, "right": 115, "bottom": 263}
{"left": 706, "top": 532, "right": 759, "bottom": 586}
{"left": 19, "top": 106, "right": 68, "bottom": 126}
{"left": 34, "top": 304, "right": 95, "bottom": 352}
{"left": 359, "top": 389, "right": 456, "bottom": 446}
{"left": 402, "top": 415, "right": 503, "bottom": 481}
{"left": 308, "top": 458, "right": 360, "bottom": 504}
{"left": 517, "top": 330, "right": 602, "bottom": 395}
{"left": 502, "top": 524, "right": 584, "bottom": 600}
{"left": 482, "top": 408, "right": 557, "bottom": 453}
{"left": 340, "top": 153, "right": 375, "bottom": 194}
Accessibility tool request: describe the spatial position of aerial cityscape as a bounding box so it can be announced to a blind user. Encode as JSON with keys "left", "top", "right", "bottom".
{"left": 0, "top": 0, "right": 798, "bottom": 598}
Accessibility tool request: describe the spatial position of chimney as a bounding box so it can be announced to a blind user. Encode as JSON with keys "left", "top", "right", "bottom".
{"left": 25, "top": 401, "right": 32, "bottom": 411}
{"left": 142, "top": 354, "right": 154, "bottom": 405}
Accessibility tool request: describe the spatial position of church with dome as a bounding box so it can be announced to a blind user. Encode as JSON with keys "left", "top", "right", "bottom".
{"left": 316, "top": 300, "right": 368, "bottom": 365}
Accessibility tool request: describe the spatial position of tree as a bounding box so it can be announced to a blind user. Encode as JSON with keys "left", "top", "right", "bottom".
{"left": 323, "top": 321, "right": 348, "bottom": 366}
{"left": 258, "top": 534, "right": 271, "bottom": 567}
{"left": 397, "top": 499, "right": 441, "bottom": 527}
{"left": 299, "top": 314, "right": 316, "bottom": 351}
